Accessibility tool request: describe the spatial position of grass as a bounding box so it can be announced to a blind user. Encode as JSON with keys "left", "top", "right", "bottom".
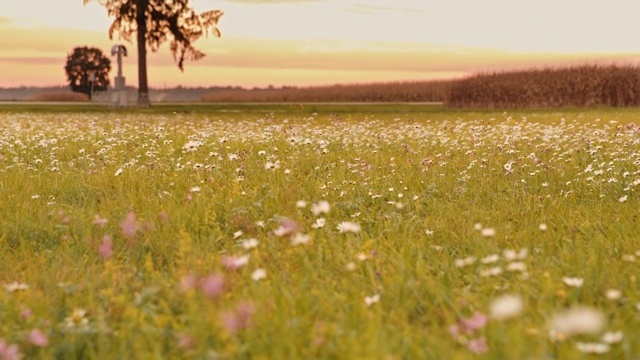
{"left": 0, "top": 104, "right": 639, "bottom": 359}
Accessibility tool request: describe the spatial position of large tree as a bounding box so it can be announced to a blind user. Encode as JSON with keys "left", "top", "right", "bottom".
{"left": 84, "top": 0, "right": 223, "bottom": 106}
{"left": 64, "top": 46, "right": 112, "bottom": 100}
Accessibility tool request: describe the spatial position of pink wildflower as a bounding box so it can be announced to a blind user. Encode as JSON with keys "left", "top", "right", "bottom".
{"left": 272, "top": 217, "right": 300, "bottom": 237}
{"left": 119, "top": 212, "right": 139, "bottom": 239}
{"left": 98, "top": 235, "right": 113, "bottom": 260}
{"left": 27, "top": 329, "right": 48, "bottom": 347}
{"left": 176, "top": 333, "right": 197, "bottom": 350}
{"left": 461, "top": 312, "right": 488, "bottom": 333}
{"left": 199, "top": 274, "right": 225, "bottom": 299}
{"left": 468, "top": 337, "right": 489, "bottom": 354}
{"left": 93, "top": 214, "right": 108, "bottom": 228}
{"left": 179, "top": 274, "right": 198, "bottom": 292}
{"left": 0, "top": 339, "right": 22, "bottom": 360}
{"left": 221, "top": 255, "right": 249, "bottom": 270}
{"left": 219, "top": 301, "right": 255, "bottom": 334}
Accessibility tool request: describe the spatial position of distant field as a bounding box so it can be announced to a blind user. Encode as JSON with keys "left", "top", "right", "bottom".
{"left": 5, "top": 64, "right": 640, "bottom": 109}
{"left": 1, "top": 105, "right": 639, "bottom": 359}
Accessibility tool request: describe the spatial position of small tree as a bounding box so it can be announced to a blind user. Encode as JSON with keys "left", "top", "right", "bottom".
{"left": 64, "top": 46, "right": 111, "bottom": 99}
{"left": 83, "top": 0, "right": 223, "bottom": 107}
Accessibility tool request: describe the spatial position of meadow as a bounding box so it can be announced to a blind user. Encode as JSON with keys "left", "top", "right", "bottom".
{"left": 1, "top": 104, "right": 639, "bottom": 359}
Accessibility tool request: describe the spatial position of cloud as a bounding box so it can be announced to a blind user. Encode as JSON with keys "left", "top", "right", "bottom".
{"left": 221, "top": 0, "right": 324, "bottom": 3}
{"left": 343, "top": 3, "right": 428, "bottom": 15}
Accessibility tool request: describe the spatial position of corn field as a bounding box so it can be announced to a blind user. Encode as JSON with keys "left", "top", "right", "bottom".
{"left": 200, "top": 81, "right": 450, "bottom": 103}
{"left": 446, "top": 65, "right": 640, "bottom": 109}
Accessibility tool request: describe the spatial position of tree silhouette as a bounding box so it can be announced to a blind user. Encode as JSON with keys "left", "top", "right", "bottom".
{"left": 64, "top": 46, "right": 111, "bottom": 100}
{"left": 83, "top": 0, "right": 223, "bottom": 106}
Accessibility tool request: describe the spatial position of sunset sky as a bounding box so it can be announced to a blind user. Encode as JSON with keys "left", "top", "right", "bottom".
{"left": 1, "top": 0, "right": 640, "bottom": 88}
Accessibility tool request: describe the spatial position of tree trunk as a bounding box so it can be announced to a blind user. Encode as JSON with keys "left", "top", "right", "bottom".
{"left": 136, "top": 0, "right": 150, "bottom": 107}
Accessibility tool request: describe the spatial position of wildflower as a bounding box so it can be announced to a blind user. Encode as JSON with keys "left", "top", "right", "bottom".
{"left": 618, "top": 195, "right": 628, "bottom": 203}
{"left": 467, "top": 337, "right": 489, "bottom": 354}
{"left": 119, "top": 212, "right": 139, "bottom": 239}
{"left": 114, "top": 167, "right": 123, "bottom": 176}
{"left": 425, "top": 229, "right": 434, "bottom": 236}
{"left": 264, "top": 161, "right": 280, "bottom": 170}
{"left": 337, "top": 221, "right": 361, "bottom": 234}
{"left": 473, "top": 223, "right": 483, "bottom": 230}
{"left": 539, "top": 223, "right": 548, "bottom": 231}
{"left": 481, "top": 254, "right": 500, "bottom": 264}
{"left": 364, "top": 294, "right": 380, "bottom": 307}
{"left": 189, "top": 186, "right": 201, "bottom": 193}
{"left": 182, "top": 140, "right": 202, "bottom": 152}
{"left": 489, "top": 294, "right": 524, "bottom": 321}
{"left": 4, "top": 282, "right": 29, "bottom": 292}
{"left": 345, "top": 262, "right": 357, "bottom": 271}
{"left": 481, "top": 228, "right": 496, "bottom": 237}
{"left": 290, "top": 233, "right": 311, "bottom": 246}
{"left": 605, "top": 289, "right": 622, "bottom": 300}
{"left": 296, "top": 200, "right": 308, "bottom": 208}
{"left": 251, "top": 269, "right": 267, "bottom": 281}
{"left": 575, "top": 342, "right": 610, "bottom": 354}
{"left": 461, "top": 312, "right": 488, "bottom": 333}
{"left": 550, "top": 306, "right": 605, "bottom": 338}
{"left": 240, "top": 238, "right": 259, "bottom": 250}
{"left": 507, "top": 262, "right": 526, "bottom": 272}
{"left": 503, "top": 248, "right": 528, "bottom": 261}
{"left": 64, "top": 308, "right": 89, "bottom": 328}
{"left": 480, "top": 266, "right": 503, "bottom": 277}
{"left": 222, "top": 255, "right": 249, "bottom": 270}
{"left": 31, "top": 195, "right": 40, "bottom": 199}
{"left": 179, "top": 274, "right": 198, "bottom": 292}
{"left": 27, "top": 329, "right": 48, "bottom": 347}
{"left": 176, "top": 333, "right": 197, "bottom": 350}
{"left": 602, "top": 331, "right": 623, "bottom": 344}
{"left": 562, "top": 277, "right": 584, "bottom": 288}
{"left": 93, "top": 214, "right": 108, "bottom": 227}
{"left": 98, "top": 235, "right": 113, "bottom": 260}
{"left": 455, "top": 256, "right": 476, "bottom": 268}
{"left": 233, "top": 230, "right": 243, "bottom": 239}
{"left": 219, "top": 301, "right": 255, "bottom": 334}
{"left": 199, "top": 274, "right": 225, "bottom": 299}
{"left": 311, "top": 218, "right": 326, "bottom": 229}
{"left": 272, "top": 217, "right": 300, "bottom": 237}
{"left": 0, "top": 339, "right": 22, "bottom": 360}
{"left": 21, "top": 308, "right": 31, "bottom": 320}
{"left": 311, "top": 200, "right": 331, "bottom": 216}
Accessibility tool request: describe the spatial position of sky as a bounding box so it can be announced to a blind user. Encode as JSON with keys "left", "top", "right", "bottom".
{"left": 1, "top": 0, "right": 640, "bottom": 88}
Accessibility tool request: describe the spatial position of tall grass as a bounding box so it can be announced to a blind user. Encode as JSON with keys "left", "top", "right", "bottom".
{"left": 447, "top": 65, "right": 640, "bottom": 108}
{"left": 0, "top": 107, "right": 639, "bottom": 358}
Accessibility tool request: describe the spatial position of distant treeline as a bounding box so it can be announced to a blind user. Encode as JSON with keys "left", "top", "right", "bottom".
{"left": 0, "top": 85, "right": 244, "bottom": 102}
{"left": 200, "top": 81, "right": 450, "bottom": 103}
{"left": 6, "top": 65, "right": 640, "bottom": 108}
{"left": 201, "top": 65, "right": 640, "bottom": 108}
{"left": 447, "top": 65, "right": 640, "bottom": 108}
